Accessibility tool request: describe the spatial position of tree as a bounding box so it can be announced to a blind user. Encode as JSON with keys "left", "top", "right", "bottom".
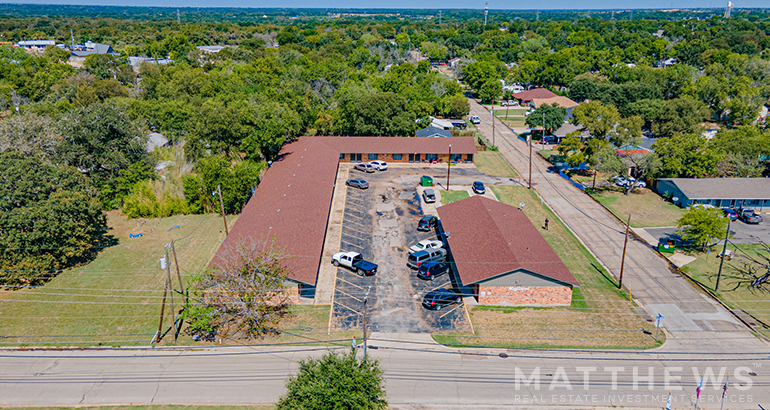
{"left": 477, "top": 79, "right": 502, "bottom": 104}
{"left": 677, "top": 207, "right": 729, "bottom": 252}
{"left": 0, "top": 152, "right": 105, "bottom": 282}
{"left": 185, "top": 238, "right": 291, "bottom": 338}
{"left": 338, "top": 92, "right": 417, "bottom": 136}
{"left": 0, "top": 112, "right": 60, "bottom": 158}
{"left": 651, "top": 133, "right": 721, "bottom": 178}
{"left": 277, "top": 351, "right": 388, "bottom": 410}
{"left": 183, "top": 155, "right": 262, "bottom": 214}
{"left": 652, "top": 97, "right": 710, "bottom": 137}
{"left": 525, "top": 103, "right": 567, "bottom": 134}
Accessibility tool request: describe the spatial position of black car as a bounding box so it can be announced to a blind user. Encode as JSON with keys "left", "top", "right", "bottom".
{"left": 417, "top": 261, "right": 450, "bottom": 280}
{"left": 422, "top": 288, "right": 461, "bottom": 310}
{"left": 346, "top": 179, "right": 369, "bottom": 189}
{"left": 417, "top": 215, "right": 438, "bottom": 231}
{"left": 472, "top": 181, "right": 486, "bottom": 194}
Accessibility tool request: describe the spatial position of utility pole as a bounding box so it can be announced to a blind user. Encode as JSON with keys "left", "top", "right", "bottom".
{"left": 542, "top": 111, "right": 546, "bottom": 149}
{"left": 154, "top": 275, "right": 168, "bottom": 343}
{"left": 446, "top": 144, "right": 452, "bottom": 190}
{"left": 362, "top": 286, "right": 371, "bottom": 359}
{"left": 715, "top": 218, "right": 731, "bottom": 292}
{"left": 217, "top": 185, "right": 228, "bottom": 236}
{"left": 165, "top": 244, "right": 176, "bottom": 341}
{"left": 528, "top": 133, "right": 533, "bottom": 189}
{"left": 619, "top": 214, "right": 631, "bottom": 289}
{"left": 170, "top": 241, "right": 185, "bottom": 298}
{"left": 491, "top": 107, "right": 495, "bottom": 147}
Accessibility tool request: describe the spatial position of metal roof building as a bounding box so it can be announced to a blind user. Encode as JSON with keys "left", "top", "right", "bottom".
{"left": 656, "top": 178, "right": 770, "bottom": 210}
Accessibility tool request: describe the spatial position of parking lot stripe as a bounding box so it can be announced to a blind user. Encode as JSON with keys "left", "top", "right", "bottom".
{"left": 336, "top": 289, "right": 363, "bottom": 303}
{"left": 429, "top": 282, "right": 452, "bottom": 292}
{"left": 334, "top": 301, "right": 361, "bottom": 316}
{"left": 337, "top": 277, "right": 366, "bottom": 291}
{"left": 339, "top": 241, "right": 365, "bottom": 250}
{"left": 438, "top": 303, "right": 462, "bottom": 319}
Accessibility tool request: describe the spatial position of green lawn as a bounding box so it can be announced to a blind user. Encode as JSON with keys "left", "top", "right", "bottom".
{"left": 539, "top": 149, "right": 567, "bottom": 163}
{"left": 433, "top": 186, "right": 661, "bottom": 350}
{"left": 440, "top": 190, "right": 470, "bottom": 205}
{"left": 681, "top": 245, "right": 770, "bottom": 338}
{"left": 15, "top": 406, "right": 274, "bottom": 410}
{"left": 474, "top": 150, "right": 518, "bottom": 178}
{"left": 0, "top": 212, "right": 334, "bottom": 347}
{"left": 588, "top": 186, "right": 685, "bottom": 228}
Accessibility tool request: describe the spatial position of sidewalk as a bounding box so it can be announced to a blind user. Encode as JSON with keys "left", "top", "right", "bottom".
{"left": 469, "top": 99, "right": 766, "bottom": 352}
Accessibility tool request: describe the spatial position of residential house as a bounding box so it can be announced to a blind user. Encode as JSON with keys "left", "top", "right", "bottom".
{"left": 656, "top": 178, "right": 770, "bottom": 209}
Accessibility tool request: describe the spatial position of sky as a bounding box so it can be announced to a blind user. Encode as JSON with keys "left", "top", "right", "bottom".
{"left": 8, "top": 0, "right": 768, "bottom": 10}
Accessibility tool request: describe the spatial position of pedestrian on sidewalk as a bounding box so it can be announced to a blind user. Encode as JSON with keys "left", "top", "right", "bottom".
{"left": 544, "top": 218, "right": 549, "bottom": 230}
{"left": 351, "top": 337, "right": 357, "bottom": 353}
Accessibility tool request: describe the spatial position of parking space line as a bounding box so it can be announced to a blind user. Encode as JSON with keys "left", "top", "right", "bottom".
{"left": 341, "top": 228, "right": 370, "bottom": 238}
{"left": 340, "top": 241, "right": 364, "bottom": 250}
{"left": 333, "top": 301, "right": 361, "bottom": 315}
{"left": 439, "top": 303, "right": 463, "bottom": 319}
{"left": 336, "top": 289, "right": 363, "bottom": 303}
{"left": 430, "top": 282, "right": 451, "bottom": 292}
{"left": 337, "top": 277, "right": 366, "bottom": 290}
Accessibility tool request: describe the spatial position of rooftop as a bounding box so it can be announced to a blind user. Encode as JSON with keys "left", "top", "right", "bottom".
{"left": 212, "top": 136, "right": 477, "bottom": 286}
{"left": 532, "top": 96, "right": 579, "bottom": 109}
{"left": 437, "top": 196, "right": 578, "bottom": 287}
{"left": 416, "top": 126, "right": 453, "bottom": 138}
{"left": 513, "top": 88, "right": 558, "bottom": 102}
{"left": 660, "top": 178, "right": 770, "bottom": 200}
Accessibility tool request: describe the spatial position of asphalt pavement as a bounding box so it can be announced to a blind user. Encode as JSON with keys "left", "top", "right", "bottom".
{"left": 469, "top": 99, "right": 769, "bottom": 353}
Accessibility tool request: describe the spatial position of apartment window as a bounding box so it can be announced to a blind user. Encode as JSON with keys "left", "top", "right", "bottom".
{"left": 393, "top": 154, "right": 402, "bottom": 160}
{"left": 339, "top": 153, "right": 345, "bottom": 160}
{"left": 368, "top": 153, "right": 378, "bottom": 160}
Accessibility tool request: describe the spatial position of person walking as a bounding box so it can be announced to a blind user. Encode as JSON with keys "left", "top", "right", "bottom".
{"left": 544, "top": 218, "right": 549, "bottom": 230}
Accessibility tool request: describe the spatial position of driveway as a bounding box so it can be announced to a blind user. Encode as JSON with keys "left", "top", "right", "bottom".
{"left": 645, "top": 219, "right": 770, "bottom": 245}
{"left": 330, "top": 166, "right": 508, "bottom": 333}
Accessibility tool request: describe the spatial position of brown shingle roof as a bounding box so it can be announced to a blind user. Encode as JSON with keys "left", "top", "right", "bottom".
{"left": 212, "top": 136, "right": 478, "bottom": 286}
{"left": 513, "top": 88, "right": 558, "bottom": 102}
{"left": 532, "top": 96, "right": 578, "bottom": 109}
{"left": 437, "top": 196, "right": 578, "bottom": 287}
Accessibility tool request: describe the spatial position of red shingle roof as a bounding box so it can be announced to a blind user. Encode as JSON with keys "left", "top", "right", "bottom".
{"left": 437, "top": 196, "right": 578, "bottom": 287}
{"left": 212, "top": 136, "right": 478, "bottom": 286}
{"left": 513, "top": 88, "right": 558, "bottom": 102}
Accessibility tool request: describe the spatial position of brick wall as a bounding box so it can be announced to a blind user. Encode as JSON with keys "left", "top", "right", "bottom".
{"left": 339, "top": 153, "right": 473, "bottom": 163}
{"left": 477, "top": 285, "right": 572, "bottom": 306}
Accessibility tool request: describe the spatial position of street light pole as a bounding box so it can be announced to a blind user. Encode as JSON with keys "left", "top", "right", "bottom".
{"left": 715, "top": 218, "right": 731, "bottom": 292}
{"left": 446, "top": 144, "right": 452, "bottom": 190}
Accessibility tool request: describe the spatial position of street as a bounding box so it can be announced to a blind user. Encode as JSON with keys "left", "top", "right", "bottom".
{"left": 0, "top": 337, "right": 769, "bottom": 409}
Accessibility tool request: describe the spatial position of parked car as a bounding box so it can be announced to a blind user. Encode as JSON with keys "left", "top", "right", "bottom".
{"left": 691, "top": 203, "right": 715, "bottom": 210}
{"left": 331, "top": 251, "right": 378, "bottom": 276}
{"left": 354, "top": 163, "right": 375, "bottom": 173}
{"left": 723, "top": 208, "right": 738, "bottom": 221}
{"left": 407, "top": 248, "right": 447, "bottom": 269}
{"left": 417, "top": 215, "right": 439, "bottom": 231}
{"left": 470, "top": 116, "right": 481, "bottom": 124}
{"left": 422, "top": 288, "right": 461, "bottom": 310}
{"left": 501, "top": 100, "right": 518, "bottom": 107}
{"left": 409, "top": 239, "right": 444, "bottom": 253}
{"left": 417, "top": 261, "right": 450, "bottom": 281}
{"left": 369, "top": 160, "right": 388, "bottom": 171}
{"left": 472, "top": 181, "right": 486, "bottom": 194}
{"left": 738, "top": 208, "right": 763, "bottom": 224}
{"left": 346, "top": 179, "right": 369, "bottom": 189}
{"left": 613, "top": 176, "right": 628, "bottom": 186}
{"left": 422, "top": 188, "right": 436, "bottom": 203}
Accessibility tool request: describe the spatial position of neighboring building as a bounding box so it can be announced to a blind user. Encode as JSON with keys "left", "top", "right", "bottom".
{"left": 17, "top": 40, "right": 55, "bottom": 49}
{"left": 416, "top": 126, "right": 453, "bottom": 138}
{"left": 211, "top": 136, "right": 477, "bottom": 300}
{"left": 656, "top": 178, "right": 770, "bottom": 209}
{"left": 197, "top": 45, "right": 233, "bottom": 53}
{"left": 437, "top": 196, "right": 578, "bottom": 306}
{"left": 615, "top": 145, "right": 650, "bottom": 157}
{"left": 145, "top": 132, "right": 169, "bottom": 152}
{"left": 551, "top": 123, "right": 588, "bottom": 144}
{"left": 428, "top": 116, "right": 454, "bottom": 130}
{"left": 502, "top": 81, "right": 524, "bottom": 93}
{"left": 128, "top": 56, "right": 173, "bottom": 68}
{"left": 448, "top": 57, "right": 461, "bottom": 67}
{"left": 68, "top": 41, "right": 119, "bottom": 60}
{"left": 512, "top": 88, "right": 558, "bottom": 103}
{"left": 531, "top": 95, "right": 579, "bottom": 120}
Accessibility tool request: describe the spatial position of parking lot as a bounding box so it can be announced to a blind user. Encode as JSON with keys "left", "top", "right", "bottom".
{"left": 330, "top": 166, "right": 510, "bottom": 333}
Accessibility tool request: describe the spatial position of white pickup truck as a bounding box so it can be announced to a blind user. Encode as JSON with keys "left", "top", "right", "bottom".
{"left": 331, "top": 251, "right": 378, "bottom": 276}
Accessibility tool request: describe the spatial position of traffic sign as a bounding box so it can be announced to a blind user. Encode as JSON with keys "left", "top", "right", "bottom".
{"left": 655, "top": 314, "right": 664, "bottom": 328}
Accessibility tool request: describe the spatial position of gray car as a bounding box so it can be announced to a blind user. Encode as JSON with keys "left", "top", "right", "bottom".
{"left": 422, "top": 189, "right": 436, "bottom": 203}
{"left": 354, "top": 163, "right": 375, "bottom": 173}
{"left": 346, "top": 179, "right": 369, "bottom": 189}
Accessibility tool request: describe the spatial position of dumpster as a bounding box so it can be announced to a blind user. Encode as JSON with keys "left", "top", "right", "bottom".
{"left": 421, "top": 175, "right": 434, "bottom": 187}
{"left": 657, "top": 239, "right": 676, "bottom": 254}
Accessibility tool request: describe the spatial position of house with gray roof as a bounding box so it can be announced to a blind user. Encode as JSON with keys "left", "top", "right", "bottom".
{"left": 416, "top": 126, "right": 453, "bottom": 138}
{"left": 656, "top": 178, "right": 770, "bottom": 210}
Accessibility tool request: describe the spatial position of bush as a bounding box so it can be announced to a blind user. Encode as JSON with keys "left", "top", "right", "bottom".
{"left": 277, "top": 351, "right": 388, "bottom": 410}
{"left": 122, "top": 178, "right": 188, "bottom": 218}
